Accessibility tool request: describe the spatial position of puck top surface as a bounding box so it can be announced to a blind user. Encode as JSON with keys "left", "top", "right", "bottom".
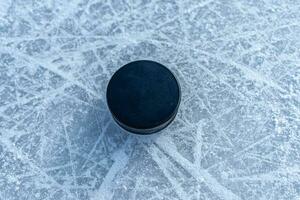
{"left": 106, "top": 60, "right": 180, "bottom": 133}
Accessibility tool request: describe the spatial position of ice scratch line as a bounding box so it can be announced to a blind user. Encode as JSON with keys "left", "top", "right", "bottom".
{"left": 91, "top": 137, "right": 131, "bottom": 200}
{"left": 155, "top": 137, "right": 241, "bottom": 200}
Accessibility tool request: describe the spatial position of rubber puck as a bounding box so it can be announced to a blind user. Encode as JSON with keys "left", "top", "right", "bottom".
{"left": 106, "top": 60, "right": 181, "bottom": 135}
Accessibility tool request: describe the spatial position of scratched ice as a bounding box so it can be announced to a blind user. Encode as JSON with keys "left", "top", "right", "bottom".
{"left": 0, "top": 0, "right": 299, "bottom": 199}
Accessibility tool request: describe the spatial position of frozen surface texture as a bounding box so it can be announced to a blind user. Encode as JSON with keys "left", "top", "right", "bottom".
{"left": 0, "top": 0, "right": 299, "bottom": 199}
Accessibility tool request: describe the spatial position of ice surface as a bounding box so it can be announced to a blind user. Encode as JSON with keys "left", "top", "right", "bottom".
{"left": 0, "top": 0, "right": 299, "bottom": 199}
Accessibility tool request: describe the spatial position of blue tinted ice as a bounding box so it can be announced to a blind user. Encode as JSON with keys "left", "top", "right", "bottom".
{"left": 0, "top": 0, "right": 299, "bottom": 199}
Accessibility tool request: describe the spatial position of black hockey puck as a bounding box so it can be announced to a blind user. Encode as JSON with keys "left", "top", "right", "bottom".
{"left": 106, "top": 60, "right": 181, "bottom": 135}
